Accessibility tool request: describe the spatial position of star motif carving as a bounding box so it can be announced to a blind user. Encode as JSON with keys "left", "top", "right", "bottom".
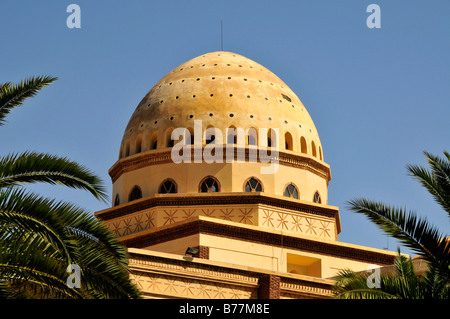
{"left": 144, "top": 212, "right": 155, "bottom": 229}
{"left": 262, "top": 210, "right": 275, "bottom": 227}
{"left": 111, "top": 221, "right": 122, "bottom": 236}
{"left": 291, "top": 215, "right": 303, "bottom": 232}
{"left": 133, "top": 214, "right": 144, "bottom": 232}
{"left": 277, "top": 213, "right": 289, "bottom": 230}
{"left": 163, "top": 210, "right": 178, "bottom": 225}
{"left": 122, "top": 218, "right": 133, "bottom": 235}
{"left": 305, "top": 218, "right": 317, "bottom": 235}
{"left": 202, "top": 209, "right": 216, "bottom": 217}
{"left": 238, "top": 208, "right": 254, "bottom": 225}
{"left": 319, "top": 221, "right": 331, "bottom": 237}
{"left": 182, "top": 209, "right": 196, "bottom": 219}
{"left": 219, "top": 208, "right": 234, "bottom": 221}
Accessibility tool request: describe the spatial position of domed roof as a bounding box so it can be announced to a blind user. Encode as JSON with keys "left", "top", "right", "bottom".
{"left": 120, "top": 51, "right": 323, "bottom": 161}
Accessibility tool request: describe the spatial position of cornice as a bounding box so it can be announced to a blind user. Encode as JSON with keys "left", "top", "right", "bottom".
{"left": 95, "top": 192, "right": 340, "bottom": 225}
{"left": 122, "top": 218, "right": 396, "bottom": 266}
{"left": 108, "top": 146, "right": 331, "bottom": 183}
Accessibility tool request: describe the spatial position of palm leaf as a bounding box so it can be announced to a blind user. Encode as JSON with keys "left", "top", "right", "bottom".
{"left": 0, "top": 189, "right": 74, "bottom": 265}
{"left": 0, "top": 189, "right": 140, "bottom": 299}
{"left": 346, "top": 198, "right": 450, "bottom": 270}
{"left": 0, "top": 152, "right": 109, "bottom": 203}
{"left": 332, "top": 268, "right": 398, "bottom": 299}
{"left": 407, "top": 151, "right": 450, "bottom": 217}
{"left": 0, "top": 76, "right": 57, "bottom": 126}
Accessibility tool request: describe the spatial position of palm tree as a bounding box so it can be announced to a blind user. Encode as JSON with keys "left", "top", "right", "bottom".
{"left": 0, "top": 76, "right": 141, "bottom": 298}
{"left": 333, "top": 151, "right": 449, "bottom": 299}
{"left": 333, "top": 251, "right": 448, "bottom": 299}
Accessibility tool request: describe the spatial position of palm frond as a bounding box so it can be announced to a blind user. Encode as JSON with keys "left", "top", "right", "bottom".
{"left": 0, "top": 189, "right": 140, "bottom": 298}
{"left": 407, "top": 150, "right": 450, "bottom": 217}
{"left": 346, "top": 198, "right": 450, "bottom": 269}
{"left": 0, "top": 152, "right": 109, "bottom": 203}
{"left": 332, "top": 268, "right": 399, "bottom": 299}
{"left": 0, "top": 76, "right": 57, "bottom": 126}
{"left": 0, "top": 188, "right": 74, "bottom": 264}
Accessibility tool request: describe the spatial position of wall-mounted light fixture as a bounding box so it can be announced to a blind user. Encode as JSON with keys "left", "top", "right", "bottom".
{"left": 185, "top": 247, "right": 199, "bottom": 257}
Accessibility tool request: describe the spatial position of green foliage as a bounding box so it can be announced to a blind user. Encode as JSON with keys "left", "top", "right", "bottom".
{"left": 0, "top": 76, "right": 141, "bottom": 298}
{"left": 333, "top": 151, "right": 450, "bottom": 299}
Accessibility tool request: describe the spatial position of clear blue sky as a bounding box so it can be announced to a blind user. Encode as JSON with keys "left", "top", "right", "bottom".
{"left": 1, "top": 1, "right": 449, "bottom": 257}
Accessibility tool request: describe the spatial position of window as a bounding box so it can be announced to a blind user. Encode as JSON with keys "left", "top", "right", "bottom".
{"left": 114, "top": 194, "right": 120, "bottom": 206}
{"left": 244, "top": 177, "right": 263, "bottom": 192}
{"left": 125, "top": 142, "right": 130, "bottom": 157}
{"left": 135, "top": 136, "right": 142, "bottom": 154}
{"left": 187, "top": 128, "right": 194, "bottom": 145}
{"left": 166, "top": 128, "right": 174, "bottom": 148}
{"left": 311, "top": 141, "right": 317, "bottom": 158}
{"left": 247, "top": 127, "right": 257, "bottom": 146}
{"left": 267, "top": 128, "right": 277, "bottom": 148}
{"left": 313, "top": 191, "right": 321, "bottom": 204}
{"left": 150, "top": 133, "right": 158, "bottom": 150}
{"left": 300, "top": 137, "right": 307, "bottom": 154}
{"left": 285, "top": 132, "right": 293, "bottom": 151}
{"left": 199, "top": 176, "right": 220, "bottom": 193}
{"left": 227, "top": 127, "right": 237, "bottom": 144}
{"left": 129, "top": 186, "right": 142, "bottom": 202}
{"left": 206, "top": 133, "right": 216, "bottom": 144}
{"left": 284, "top": 183, "right": 299, "bottom": 199}
{"left": 158, "top": 179, "right": 177, "bottom": 194}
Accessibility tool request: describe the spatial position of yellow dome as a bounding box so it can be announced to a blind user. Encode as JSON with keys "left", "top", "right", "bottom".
{"left": 119, "top": 51, "right": 323, "bottom": 161}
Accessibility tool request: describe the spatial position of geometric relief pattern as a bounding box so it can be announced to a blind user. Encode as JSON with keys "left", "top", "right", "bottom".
{"left": 280, "top": 281, "right": 333, "bottom": 299}
{"left": 131, "top": 271, "right": 257, "bottom": 299}
{"left": 105, "top": 207, "right": 257, "bottom": 238}
{"left": 106, "top": 205, "right": 334, "bottom": 239}
{"left": 260, "top": 209, "right": 333, "bottom": 239}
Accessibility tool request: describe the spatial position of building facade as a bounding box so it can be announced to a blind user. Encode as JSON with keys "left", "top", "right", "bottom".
{"left": 95, "top": 51, "right": 398, "bottom": 299}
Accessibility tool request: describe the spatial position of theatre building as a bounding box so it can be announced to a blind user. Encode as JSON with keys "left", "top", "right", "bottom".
{"left": 95, "top": 51, "right": 397, "bottom": 299}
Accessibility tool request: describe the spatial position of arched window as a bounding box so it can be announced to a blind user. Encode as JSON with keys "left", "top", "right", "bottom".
{"left": 313, "top": 191, "right": 322, "bottom": 204}
{"left": 114, "top": 194, "right": 120, "bottom": 206}
{"left": 284, "top": 183, "right": 299, "bottom": 199}
{"left": 158, "top": 179, "right": 177, "bottom": 194}
{"left": 319, "top": 146, "right": 323, "bottom": 161}
{"left": 244, "top": 177, "right": 263, "bottom": 192}
{"left": 129, "top": 186, "right": 142, "bottom": 202}
{"left": 135, "top": 136, "right": 142, "bottom": 154}
{"left": 150, "top": 133, "right": 158, "bottom": 150}
{"left": 206, "top": 132, "right": 216, "bottom": 144}
{"left": 227, "top": 126, "right": 237, "bottom": 144}
{"left": 300, "top": 136, "right": 307, "bottom": 154}
{"left": 199, "top": 176, "right": 220, "bottom": 193}
{"left": 267, "top": 128, "right": 277, "bottom": 148}
{"left": 247, "top": 127, "right": 257, "bottom": 146}
{"left": 166, "top": 128, "right": 174, "bottom": 148}
{"left": 205, "top": 126, "right": 222, "bottom": 145}
{"left": 311, "top": 141, "right": 317, "bottom": 158}
{"left": 187, "top": 128, "right": 194, "bottom": 145}
{"left": 285, "top": 132, "right": 293, "bottom": 151}
{"left": 125, "top": 142, "right": 130, "bottom": 157}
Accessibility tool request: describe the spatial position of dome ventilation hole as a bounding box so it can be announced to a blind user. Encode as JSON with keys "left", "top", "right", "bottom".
{"left": 281, "top": 94, "right": 292, "bottom": 102}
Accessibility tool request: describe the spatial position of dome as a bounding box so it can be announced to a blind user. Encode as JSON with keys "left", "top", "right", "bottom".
{"left": 110, "top": 51, "right": 331, "bottom": 207}
{"left": 119, "top": 51, "right": 323, "bottom": 161}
